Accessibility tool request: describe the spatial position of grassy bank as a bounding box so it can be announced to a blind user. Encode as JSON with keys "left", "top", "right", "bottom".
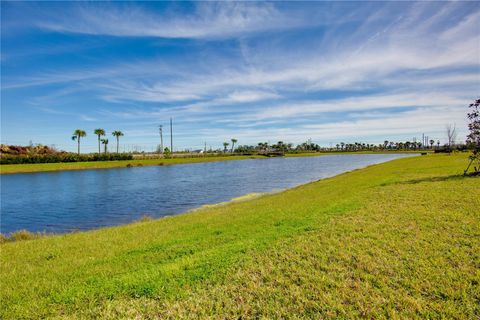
{"left": 1, "top": 153, "right": 478, "bottom": 318}
{"left": 0, "top": 155, "right": 265, "bottom": 174}
{"left": 0, "top": 151, "right": 427, "bottom": 174}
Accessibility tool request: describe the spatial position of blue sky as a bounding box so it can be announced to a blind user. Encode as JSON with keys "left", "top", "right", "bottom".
{"left": 1, "top": 1, "right": 479, "bottom": 152}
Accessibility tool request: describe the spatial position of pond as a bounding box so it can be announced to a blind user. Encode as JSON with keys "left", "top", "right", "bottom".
{"left": 0, "top": 154, "right": 416, "bottom": 234}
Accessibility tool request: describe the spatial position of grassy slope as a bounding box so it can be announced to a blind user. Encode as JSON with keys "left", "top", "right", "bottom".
{"left": 1, "top": 153, "right": 478, "bottom": 319}
{"left": 0, "top": 151, "right": 427, "bottom": 174}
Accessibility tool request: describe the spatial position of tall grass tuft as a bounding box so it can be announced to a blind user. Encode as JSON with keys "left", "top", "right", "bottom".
{"left": 10, "top": 230, "right": 36, "bottom": 241}
{"left": 0, "top": 233, "right": 8, "bottom": 244}
{"left": 137, "top": 215, "right": 153, "bottom": 223}
{"left": 0, "top": 230, "right": 47, "bottom": 243}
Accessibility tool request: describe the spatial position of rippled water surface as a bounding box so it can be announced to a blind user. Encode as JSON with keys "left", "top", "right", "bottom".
{"left": 1, "top": 154, "right": 416, "bottom": 233}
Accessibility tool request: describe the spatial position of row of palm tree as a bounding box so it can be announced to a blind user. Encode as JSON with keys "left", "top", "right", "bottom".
{"left": 332, "top": 140, "right": 439, "bottom": 151}
{"left": 72, "top": 129, "right": 124, "bottom": 154}
{"left": 232, "top": 139, "right": 444, "bottom": 153}
{"left": 222, "top": 138, "right": 237, "bottom": 153}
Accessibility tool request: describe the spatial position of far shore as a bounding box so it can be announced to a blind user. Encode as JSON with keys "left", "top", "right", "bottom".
{"left": 0, "top": 151, "right": 427, "bottom": 175}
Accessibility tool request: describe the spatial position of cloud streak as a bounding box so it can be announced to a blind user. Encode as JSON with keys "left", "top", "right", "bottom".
{"left": 1, "top": 1, "right": 479, "bottom": 150}
{"left": 34, "top": 2, "right": 306, "bottom": 39}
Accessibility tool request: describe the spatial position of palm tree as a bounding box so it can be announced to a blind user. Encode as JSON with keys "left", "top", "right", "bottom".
{"left": 71, "top": 129, "right": 86, "bottom": 155}
{"left": 223, "top": 142, "right": 229, "bottom": 153}
{"left": 429, "top": 139, "right": 435, "bottom": 149}
{"left": 112, "top": 131, "right": 124, "bottom": 153}
{"left": 257, "top": 142, "right": 269, "bottom": 152}
{"left": 230, "top": 138, "right": 237, "bottom": 153}
{"left": 94, "top": 128, "right": 106, "bottom": 154}
{"left": 101, "top": 138, "right": 109, "bottom": 154}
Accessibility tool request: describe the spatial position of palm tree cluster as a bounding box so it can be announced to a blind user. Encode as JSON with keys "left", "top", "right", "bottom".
{"left": 271, "top": 141, "right": 293, "bottom": 152}
{"left": 257, "top": 142, "right": 269, "bottom": 151}
{"left": 334, "top": 140, "right": 439, "bottom": 151}
{"left": 296, "top": 140, "right": 321, "bottom": 151}
{"left": 222, "top": 138, "right": 238, "bottom": 153}
{"left": 71, "top": 129, "right": 124, "bottom": 155}
{"left": 222, "top": 142, "right": 229, "bottom": 153}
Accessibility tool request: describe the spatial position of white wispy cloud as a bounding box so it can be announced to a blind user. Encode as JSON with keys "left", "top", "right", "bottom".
{"left": 238, "top": 93, "right": 466, "bottom": 122}
{"left": 6, "top": 2, "right": 478, "bottom": 98}
{"left": 196, "top": 105, "right": 467, "bottom": 145}
{"left": 35, "top": 2, "right": 304, "bottom": 39}
{"left": 2, "top": 2, "right": 479, "bottom": 149}
{"left": 224, "top": 90, "right": 280, "bottom": 103}
{"left": 35, "top": 107, "right": 98, "bottom": 122}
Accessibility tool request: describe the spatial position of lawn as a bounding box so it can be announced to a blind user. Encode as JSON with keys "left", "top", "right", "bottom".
{"left": 1, "top": 153, "right": 478, "bottom": 319}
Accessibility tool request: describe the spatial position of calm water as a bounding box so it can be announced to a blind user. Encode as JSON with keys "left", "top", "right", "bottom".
{"left": 0, "top": 154, "right": 415, "bottom": 234}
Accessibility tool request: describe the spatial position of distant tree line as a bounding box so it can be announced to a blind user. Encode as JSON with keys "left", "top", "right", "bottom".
{"left": 4, "top": 117, "right": 477, "bottom": 165}
{"left": 226, "top": 138, "right": 456, "bottom": 154}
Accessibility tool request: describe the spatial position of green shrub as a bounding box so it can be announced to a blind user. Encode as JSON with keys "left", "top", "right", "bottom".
{"left": 163, "top": 148, "right": 172, "bottom": 159}
{"left": 0, "top": 153, "right": 133, "bottom": 164}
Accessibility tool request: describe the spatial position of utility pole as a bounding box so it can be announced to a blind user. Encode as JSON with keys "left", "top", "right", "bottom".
{"left": 204, "top": 141, "right": 207, "bottom": 153}
{"left": 170, "top": 117, "right": 173, "bottom": 153}
{"left": 159, "top": 125, "right": 163, "bottom": 154}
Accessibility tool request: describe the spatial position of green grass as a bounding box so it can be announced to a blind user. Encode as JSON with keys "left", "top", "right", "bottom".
{"left": 0, "top": 151, "right": 428, "bottom": 174}
{"left": 1, "top": 153, "right": 478, "bottom": 318}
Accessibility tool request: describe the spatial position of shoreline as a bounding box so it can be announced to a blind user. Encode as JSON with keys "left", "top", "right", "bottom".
{"left": 0, "top": 191, "right": 273, "bottom": 240}
{"left": 0, "top": 153, "right": 419, "bottom": 239}
{"left": 0, "top": 150, "right": 427, "bottom": 175}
